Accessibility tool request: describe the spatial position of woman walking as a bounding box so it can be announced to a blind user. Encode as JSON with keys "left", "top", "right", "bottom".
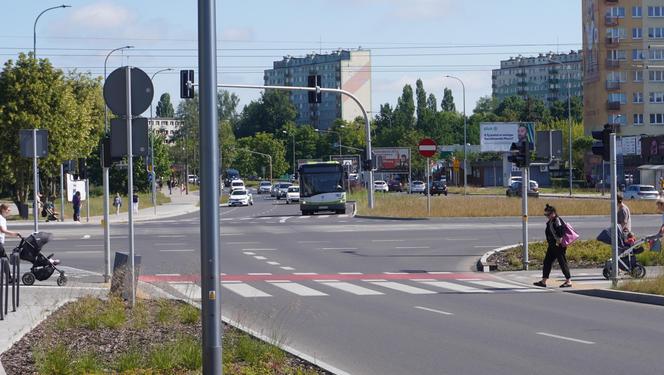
{"left": 72, "top": 191, "right": 81, "bottom": 222}
{"left": 534, "top": 204, "right": 572, "bottom": 288}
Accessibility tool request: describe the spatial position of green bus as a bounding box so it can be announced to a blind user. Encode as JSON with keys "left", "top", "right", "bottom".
{"left": 298, "top": 161, "right": 346, "bottom": 215}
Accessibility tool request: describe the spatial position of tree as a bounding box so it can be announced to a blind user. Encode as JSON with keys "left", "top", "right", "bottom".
{"left": 217, "top": 90, "right": 240, "bottom": 124}
{"left": 155, "top": 93, "right": 175, "bottom": 117}
{"left": 0, "top": 54, "right": 104, "bottom": 205}
{"left": 235, "top": 90, "right": 297, "bottom": 138}
{"left": 426, "top": 93, "right": 438, "bottom": 113}
{"left": 473, "top": 96, "right": 497, "bottom": 115}
{"left": 441, "top": 87, "right": 456, "bottom": 112}
{"left": 415, "top": 79, "right": 428, "bottom": 129}
{"left": 236, "top": 133, "right": 288, "bottom": 178}
{"left": 394, "top": 84, "right": 415, "bottom": 129}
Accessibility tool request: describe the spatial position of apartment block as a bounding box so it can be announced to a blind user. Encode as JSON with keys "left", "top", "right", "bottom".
{"left": 264, "top": 49, "right": 372, "bottom": 130}
{"left": 492, "top": 51, "right": 583, "bottom": 105}
{"left": 147, "top": 117, "right": 183, "bottom": 145}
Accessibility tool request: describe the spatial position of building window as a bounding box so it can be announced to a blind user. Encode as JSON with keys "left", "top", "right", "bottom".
{"left": 650, "top": 92, "right": 664, "bottom": 103}
{"left": 648, "top": 6, "right": 664, "bottom": 17}
{"left": 609, "top": 93, "right": 627, "bottom": 104}
{"left": 634, "top": 92, "right": 644, "bottom": 103}
{"left": 648, "top": 27, "right": 664, "bottom": 38}
{"left": 632, "top": 49, "right": 646, "bottom": 60}
{"left": 650, "top": 113, "right": 664, "bottom": 124}
{"left": 633, "top": 6, "right": 642, "bottom": 18}
{"left": 633, "top": 28, "right": 643, "bottom": 39}
{"left": 633, "top": 113, "right": 644, "bottom": 125}
{"left": 609, "top": 50, "right": 626, "bottom": 60}
{"left": 607, "top": 28, "right": 626, "bottom": 39}
{"left": 650, "top": 48, "right": 664, "bottom": 60}
{"left": 608, "top": 7, "right": 626, "bottom": 17}
{"left": 634, "top": 70, "right": 644, "bottom": 82}
{"left": 650, "top": 70, "right": 664, "bottom": 82}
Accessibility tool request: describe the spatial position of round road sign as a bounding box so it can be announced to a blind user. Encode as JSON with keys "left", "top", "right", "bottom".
{"left": 103, "top": 67, "right": 154, "bottom": 117}
{"left": 418, "top": 138, "right": 437, "bottom": 158}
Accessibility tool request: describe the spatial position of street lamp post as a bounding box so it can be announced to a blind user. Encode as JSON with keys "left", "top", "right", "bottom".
{"left": 444, "top": 75, "right": 467, "bottom": 196}
{"left": 549, "top": 58, "right": 573, "bottom": 196}
{"left": 282, "top": 130, "right": 295, "bottom": 177}
{"left": 33, "top": 5, "right": 71, "bottom": 58}
{"left": 102, "top": 45, "right": 133, "bottom": 283}
{"left": 315, "top": 128, "right": 342, "bottom": 156}
{"left": 149, "top": 68, "right": 173, "bottom": 215}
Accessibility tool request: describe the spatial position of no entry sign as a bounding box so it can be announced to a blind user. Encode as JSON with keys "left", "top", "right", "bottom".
{"left": 418, "top": 138, "right": 437, "bottom": 158}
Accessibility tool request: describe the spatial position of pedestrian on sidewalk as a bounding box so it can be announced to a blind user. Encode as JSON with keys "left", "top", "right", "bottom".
{"left": 0, "top": 204, "right": 21, "bottom": 259}
{"left": 534, "top": 204, "right": 572, "bottom": 288}
{"left": 657, "top": 198, "right": 664, "bottom": 235}
{"left": 113, "top": 193, "right": 122, "bottom": 216}
{"left": 132, "top": 193, "right": 139, "bottom": 214}
{"left": 617, "top": 194, "right": 631, "bottom": 234}
{"left": 167, "top": 180, "right": 172, "bottom": 195}
{"left": 72, "top": 191, "right": 81, "bottom": 222}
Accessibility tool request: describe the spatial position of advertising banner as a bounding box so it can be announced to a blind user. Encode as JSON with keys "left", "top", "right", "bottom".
{"left": 480, "top": 122, "right": 534, "bottom": 152}
{"left": 642, "top": 135, "right": 664, "bottom": 163}
{"left": 373, "top": 147, "right": 410, "bottom": 173}
{"left": 66, "top": 173, "right": 87, "bottom": 202}
{"left": 330, "top": 155, "right": 361, "bottom": 174}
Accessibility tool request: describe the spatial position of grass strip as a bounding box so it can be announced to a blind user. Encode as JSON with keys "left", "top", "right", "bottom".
{"left": 618, "top": 274, "right": 664, "bottom": 295}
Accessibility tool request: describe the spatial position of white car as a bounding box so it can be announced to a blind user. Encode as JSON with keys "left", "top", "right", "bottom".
{"left": 374, "top": 180, "right": 389, "bottom": 192}
{"left": 230, "top": 179, "right": 245, "bottom": 191}
{"left": 411, "top": 180, "right": 426, "bottom": 194}
{"left": 508, "top": 176, "right": 539, "bottom": 190}
{"left": 258, "top": 181, "right": 272, "bottom": 195}
{"left": 623, "top": 184, "right": 660, "bottom": 200}
{"left": 228, "top": 189, "right": 253, "bottom": 206}
{"left": 286, "top": 186, "right": 300, "bottom": 204}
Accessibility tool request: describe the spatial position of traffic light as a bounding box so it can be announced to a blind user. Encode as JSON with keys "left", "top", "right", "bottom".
{"left": 307, "top": 75, "right": 321, "bottom": 103}
{"left": 180, "top": 70, "right": 194, "bottom": 99}
{"left": 78, "top": 158, "right": 87, "bottom": 180}
{"left": 592, "top": 124, "right": 612, "bottom": 162}
{"left": 507, "top": 141, "right": 531, "bottom": 167}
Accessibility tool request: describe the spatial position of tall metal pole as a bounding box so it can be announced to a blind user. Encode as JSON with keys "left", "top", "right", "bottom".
{"left": 85, "top": 178, "right": 90, "bottom": 222}
{"left": 610, "top": 133, "right": 618, "bottom": 286}
{"left": 567, "top": 81, "right": 572, "bottom": 196}
{"left": 292, "top": 133, "right": 296, "bottom": 177}
{"left": 445, "top": 75, "right": 467, "bottom": 196}
{"left": 149, "top": 68, "right": 173, "bottom": 215}
{"left": 522, "top": 165, "right": 529, "bottom": 270}
{"left": 59, "top": 164, "right": 64, "bottom": 222}
{"left": 103, "top": 45, "right": 132, "bottom": 283}
{"left": 198, "top": 0, "right": 222, "bottom": 372}
{"left": 33, "top": 5, "right": 70, "bottom": 58}
{"left": 125, "top": 66, "right": 135, "bottom": 307}
{"left": 426, "top": 158, "right": 431, "bottom": 215}
{"left": 32, "top": 129, "right": 39, "bottom": 233}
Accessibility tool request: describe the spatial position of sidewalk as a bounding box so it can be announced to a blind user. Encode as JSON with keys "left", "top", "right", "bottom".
{"left": 496, "top": 266, "right": 664, "bottom": 290}
{"left": 6, "top": 187, "right": 200, "bottom": 227}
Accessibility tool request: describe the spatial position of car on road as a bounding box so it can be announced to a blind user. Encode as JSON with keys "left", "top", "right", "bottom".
{"left": 286, "top": 186, "right": 300, "bottom": 204}
{"left": 623, "top": 184, "right": 660, "bottom": 200}
{"left": 429, "top": 180, "right": 448, "bottom": 196}
{"left": 275, "top": 182, "right": 293, "bottom": 200}
{"left": 374, "top": 180, "right": 389, "bottom": 192}
{"left": 230, "top": 179, "right": 245, "bottom": 191}
{"left": 388, "top": 179, "right": 403, "bottom": 192}
{"left": 258, "top": 181, "right": 272, "bottom": 195}
{"left": 228, "top": 189, "right": 253, "bottom": 206}
{"left": 508, "top": 176, "right": 539, "bottom": 190}
{"left": 410, "top": 180, "right": 426, "bottom": 194}
{"left": 506, "top": 181, "right": 539, "bottom": 198}
{"left": 187, "top": 174, "right": 199, "bottom": 185}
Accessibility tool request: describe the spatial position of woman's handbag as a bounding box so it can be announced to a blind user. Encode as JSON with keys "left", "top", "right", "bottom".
{"left": 560, "top": 219, "right": 580, "bottom": 247}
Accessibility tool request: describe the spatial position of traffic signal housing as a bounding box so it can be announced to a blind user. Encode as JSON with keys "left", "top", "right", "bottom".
{"left": 592, "top": 124, "right": 613, "bottom": 162}
{"left": 307, "top": 75, "right": 322, "bottom": 103}
{"left": 180, "top": 70, "right": 194, "bottom": 99}
{"left": 507, "top": 141, "right": 531, "bottom": 168}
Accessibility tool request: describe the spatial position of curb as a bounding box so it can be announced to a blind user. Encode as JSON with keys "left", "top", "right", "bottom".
{"left": 354, "top": 215, "right": 428, "bottom": 221}
{"left": 568, "top": 288, "right": 664, "bottom": 307}
{"left": 477, "top": 244, "right": 520, "bottom": 272}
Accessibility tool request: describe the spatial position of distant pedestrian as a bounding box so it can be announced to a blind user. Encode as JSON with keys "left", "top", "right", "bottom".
{"left": 113, "top": 193, "right": 122, "bottom": 216}
{"left": 132, "top": 193, "right": 139, "bottom": 214}
{"left": 167, "top": 180, "right": 172, "bottom": 195}
{"left": 534, "top": 204, "right": 572, "bottom": 288}
{"left": 72, "top": 191, "right": 81, "bottom": 222}
{"left": 0, "top": 204, "right": 21, "bottom": 259}
{"left": 617, "top": 194, "right": 631, "bottom": 234}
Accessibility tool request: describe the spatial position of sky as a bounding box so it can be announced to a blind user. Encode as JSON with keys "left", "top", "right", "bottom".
{"left": 3, "top": 0, "right": 581, "bottom": 117}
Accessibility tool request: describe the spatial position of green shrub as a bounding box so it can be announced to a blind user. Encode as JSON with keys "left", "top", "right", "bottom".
{"left": 73, "top": 352, "right": 102, "bottom": 374}
{"left": 34, "top": 344, "right": 72, "bottom": 375}
{"left": 619, "top": 274, "right": 664, "bottom": 295}
{"left": 156, "top": 299, "right": 175, "bottom": 325}
{"left": 178, "top": 303, "right": 200, "bottom": 325}
{"left": 114, "top": 348, "right": 143, "bottom": 372}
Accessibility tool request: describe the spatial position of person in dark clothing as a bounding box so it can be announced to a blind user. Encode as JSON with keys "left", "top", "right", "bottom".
{"left": 72, "top": 191, "right": 81, "bottom": 222}
{"left": 534, "top": 204, "right": 572, "bottom": 288}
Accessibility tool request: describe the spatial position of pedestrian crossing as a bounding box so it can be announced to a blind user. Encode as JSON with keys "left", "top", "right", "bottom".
{"left": 220, "top": 214, "right": 351, "bottom": 224}
{"left": 163, "top": 277, "right": 546, "bottom": 301}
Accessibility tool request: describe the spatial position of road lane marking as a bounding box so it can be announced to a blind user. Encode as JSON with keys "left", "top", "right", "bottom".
{"left": 61, "top": 250, "right": 102, "bottom": 254}
{"left": 268, "top": 282, "right": 328, "bottom": 296}
{"left": 293, "top": 272, "right": 318, "bottom": 275}
{"left": 222, "top": 283, "right": 271, "bottom": 297}
{"left": 155, "top": 243, "right": 186, "bottom": 246}
{"left": 158, "top": 235, "right": 186, "bottom": 238}
{"left": 317, "top": 281, "right": 384, "bottom": 295}
{"left": 160, "top": 249, "right": 195, "bottom": 252}
{"left": 298, "top": 241, "right": 330, "bottom": 244}
{"left": 248, "top": 273, "right": 272, "bottom": 276}
{"left": 318, "top": 215, "right": 330, "bottom": 218}
{"left": 280, "top": 266, "right": 295, "bottom": 271}
{"left": 279, "top": 216, "right": 290, "bottom": 223}
{"left": 427, "top": 272, "right": 451, "bottom": 275}
{"left": 473, "top": 245, "right": 499, "bottom": 248}
{"left": 318, "top": 247, "right": 358, "bottom": 250}
{"left": 418, "top": 281, "right": 493, "bottom": 293}
{"left": 536, "top": 332, "right": 595, "bottom": 345}
{"left": 243, "top": 252, "right": 256, "bottom": 255}
{"left": 414, "top": 306, "right": 454, "bottom": 316}
{"left": 467, "top": 280, "right": 538, "bottom": 292}
{"left": 156, "top": 273, "right": 181, "bottom": 277}
{"left": 253, "top": 256, "right": 267, "bottom": 260}
{"left": 242, "top": 248, "right": 277, "bottom": 251}
{"left": 81, "top": 234, "right": 91, "bottom": 239}
{"left": 266, "top": 261, "right": 280, "bottom": 265}
{"left": 227, "top": 242, "right": 260, "bottom": 245}
{"left": 368, "top": 281, "right": 437, "bottom": 294}
{"left": 220, "top": 233, "right": 244, "bottom": 236}
{"left": 383, "top": 272, "right": 408, "bottom": 275}
{"left": 395, "top": 246, "right": 430, "bottom": 249}
{"left": 169, "top": 282, "right": 202, "bottom": 301}
{"left": 75, "top": 244, "right": 103, "bottom": 247}
{"left": 339, "top": 272, "right": 363, "bottom": 275}
{"left": 371, "top": 239, "right": 404, "bottom": 242}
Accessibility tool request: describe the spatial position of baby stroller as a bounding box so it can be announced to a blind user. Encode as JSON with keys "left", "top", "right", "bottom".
{"left": 598, "top": 227, "right": 659, "bottom": 280}
{"left": 41, "top": 201, "right": 58, "bottom": 222}
{"left": 15, "top": 232, "right": 67, "bottom": 286}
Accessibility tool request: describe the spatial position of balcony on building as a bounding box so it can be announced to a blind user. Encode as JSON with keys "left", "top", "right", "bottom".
{"left": 605, "top": 15, "right": 619, "bottom": 27}
{"left": 606, "top": 100, "right": 621, "bottom": 111}
{"left": 606, "top": 81, "right": 621, "bottom": 90}
{"left": 605, "top": 36, "right": 620, "bottom": 48}
{"left": 548, "top": 68, "right": 559, "bottom": 75}
{"left": 605, "top": 59, "right": 621, "bottom": 69}
{"left": 516, "top": 72, "right": 526, "bottom": 78}
{"left": 605, "top": 0, "right": 618, "bottom": 3}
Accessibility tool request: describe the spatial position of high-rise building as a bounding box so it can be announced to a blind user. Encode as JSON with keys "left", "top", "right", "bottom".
{"left": 148, "top": 117, "right": 183, "bottom": 145}
{"left": 264, "top": 49, "right": 372, "bottom": 129}
{"left": 492, "top": 51, "right": 583, "bottom": 105}
{"left": 583, "top": 0, "right": 664, "bottom": 137}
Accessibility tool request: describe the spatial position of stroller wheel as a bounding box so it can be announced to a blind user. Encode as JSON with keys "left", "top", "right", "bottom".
{"left": 631, "top": 264, "right": 646, "bottom": 279}
{"left": 22, "top": 272, "right": 36, "bottom": 286}
{"left": 56, "top": 275, "right": 67, "bottom": 286}
{"left": 602, "top": 267, "right": 611, "bottom": 280}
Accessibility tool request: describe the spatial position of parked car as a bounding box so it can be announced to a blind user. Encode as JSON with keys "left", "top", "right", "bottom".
{"left": 623, "top": 184, "right": 660, "bottom": 200}
{"left": 374, "top": 180, "right": 389, "bottom": 192}
{"left": 429, "top": 180, "right": 448, "bottom": 196}
{"left": 508, "top": 176, "right": 539, "bottom": 190}
{"left": 388, "top": 179, "right": 403, "bottom": 192}
{"left": 411, "top": 180, "right": 426, "bottom": 194}
{"left": 228, "top": 189, "right": 253, "bottom": 206}
{"left": 275, "top": 182, "right": 293, "bottom": 200}
{"left": 286, "top": 186, "right": 300, "bottom": 204}
{"left": 258, "top": 181, "right": 272, "bottom": 195}
{"left": 230, "top": 179, "right": 245, "bottom": 191}
{"left": 506, "top": 181, "right": 539, "bottom": 198}
{"left": 187, "top": 174, "right": 199, "bottom": 184}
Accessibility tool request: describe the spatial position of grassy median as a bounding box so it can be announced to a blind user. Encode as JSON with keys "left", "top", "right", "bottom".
{"left": 618, "top": 275, "right": 664, "bottom": 295}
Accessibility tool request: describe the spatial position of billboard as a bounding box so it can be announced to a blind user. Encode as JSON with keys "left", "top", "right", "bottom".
{"left": 330, "top": 155, "right": 361, "bottom": 174}
{"left": 373, "top": 147, "right": 410, "bottom": 173}
{"left": 642, "top": 135, "right": 664, "bottom": 164}
{"left": 480, "top": 122, "right": 534, "bottom": 152}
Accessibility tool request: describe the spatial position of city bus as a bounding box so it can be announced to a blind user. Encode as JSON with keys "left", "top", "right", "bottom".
{"left": 298, "top": 161, "right": 346, "bottom": 215}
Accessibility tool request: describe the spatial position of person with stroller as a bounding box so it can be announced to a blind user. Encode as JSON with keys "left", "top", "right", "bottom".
{"left": 0, "top": 204, "right": 21, "bottom": 259}
{"left": 617, "top": 194, "right": 632, "bottom": 234}
{"left": 534, "top": 204, "right": 573, "bottom": 288}
{"left": 42, "top": 196, "right": 59, "bottom": 222}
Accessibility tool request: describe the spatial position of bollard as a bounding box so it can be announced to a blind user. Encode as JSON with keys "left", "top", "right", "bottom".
{"left": 110, "top": 252, "right": 142, "bottom": 301}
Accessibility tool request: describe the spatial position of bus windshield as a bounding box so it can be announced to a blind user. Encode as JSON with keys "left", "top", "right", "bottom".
{"left": 299, "top": 164, "right": 344, "bottom": 197}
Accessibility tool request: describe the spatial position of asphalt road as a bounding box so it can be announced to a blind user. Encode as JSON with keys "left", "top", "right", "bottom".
{"left": 7, "top": 193, "right": 664, "bottom": 375}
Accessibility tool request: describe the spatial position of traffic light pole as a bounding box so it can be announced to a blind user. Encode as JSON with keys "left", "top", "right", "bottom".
{"left": 610, "top": 133, "right": 619, "bottom": 286}
{"left": 522, "top": 166, "right": 529, "bottom": 270}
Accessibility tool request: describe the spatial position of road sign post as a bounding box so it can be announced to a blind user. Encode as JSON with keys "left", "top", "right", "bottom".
{"left": 522, "top": 166, "right": 529, "bottom": 270}
{"left": 610, "top": 133, "right": 618, "bottom": 286}
{"left": 418, "top": 138, "right": 437, "bottom": 216}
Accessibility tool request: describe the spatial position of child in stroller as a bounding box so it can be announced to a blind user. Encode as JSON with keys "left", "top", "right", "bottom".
{"left": 14, "top": 232, "right": 66, "bottom": 286}
{"left": 598, "top": 227, "right": 661, "bottom": 280}
{"left": 41, "top": 198, "right": 58, "bottom": 222}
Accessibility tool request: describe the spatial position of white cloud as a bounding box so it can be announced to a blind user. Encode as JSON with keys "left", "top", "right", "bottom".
{"left": 221, "top": 27, "right": 255, "bottom": 42}
{"left": 315, "top": 0, "right": 456, "bottom": 21}
{"left": 63, "top": 2, "right": 134, "bottom": 31}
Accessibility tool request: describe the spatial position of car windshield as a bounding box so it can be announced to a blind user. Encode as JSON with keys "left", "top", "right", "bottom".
{"left": 289, "top": 187, "right": 299, "bottom": 192}
{"left": 640, "top": 186, "right": 656, "bottom": 192}
{"left": 260, "top": 182, "right": 271, "bottom": 186}
{"left": 300, "top": 172, "right": 343, "bottom": 197}
{"left": 413, "top": 181, "right": 424, "bottom": 185}
{"left": 279, "top": 183, "right": 292, "bottom": 189}
{"left": 232, "top": 182, "right": 243, "bottom": 186}
{"left": 231, "top": 190, "right": 246, "bottom": 196}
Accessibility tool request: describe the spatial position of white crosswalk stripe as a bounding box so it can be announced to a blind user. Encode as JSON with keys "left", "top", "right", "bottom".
{"left": 169, "top": 282, "right": 202, "bottom": 301}
{"left": 222, "top": 282, "right": 272, "bottom": 297}
{"left": 317, "top": 281, "right": 384, "bottom": 295}
{"left": 467, "top": 280, "right": 540, "bottom": 292}
{"left": 418, "top": 281, "right": 493, "bottom": 293}
{"left": 367, "top": 281, "right": 437, "bottom": 295}
{"left": 268, "top": 281, "right": 328, "bottom": 296}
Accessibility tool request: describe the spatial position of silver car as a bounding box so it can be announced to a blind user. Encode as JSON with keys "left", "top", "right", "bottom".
{"left": 258, "top": 181, "right": 272, "bottom": 195}
{"left": 623, "top": 184, "right": 660, "bottom": 200}
{"left": 228, "top": 189, "right": 253, "bottom": 206}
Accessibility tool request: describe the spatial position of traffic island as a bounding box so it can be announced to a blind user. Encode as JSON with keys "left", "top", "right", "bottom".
{"left": 0, "top": 297, "right": 330, "bottom": 375}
